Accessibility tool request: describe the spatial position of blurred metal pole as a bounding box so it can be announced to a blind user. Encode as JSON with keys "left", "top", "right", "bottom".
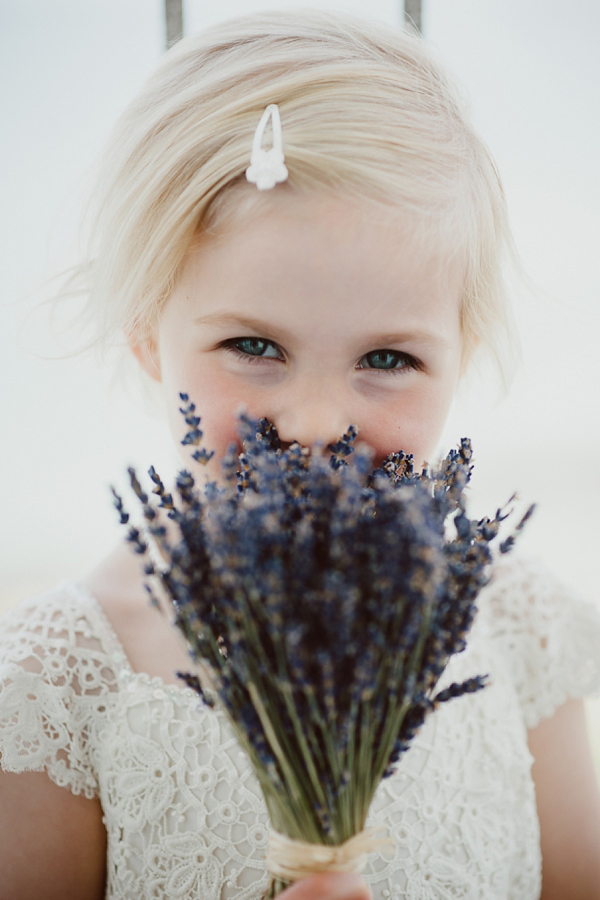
{"left": 404, "top": 0, "right": 422, "bottom": 34}
{"left": 165, "top": 0, "right": 184, "bottom": 50}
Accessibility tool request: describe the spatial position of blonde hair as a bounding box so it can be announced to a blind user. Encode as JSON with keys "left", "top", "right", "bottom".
{"left": 67, "top": 8, "right": 516, "bottom": 379}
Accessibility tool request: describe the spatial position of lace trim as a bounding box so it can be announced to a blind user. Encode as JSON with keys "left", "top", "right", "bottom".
{"left": 70, "top": 580, "right": 201, "bottom": 700}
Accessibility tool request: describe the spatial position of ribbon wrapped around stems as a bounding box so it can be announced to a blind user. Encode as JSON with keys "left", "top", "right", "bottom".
{"left": 266, "top": 827, "right": 395, "bottom": 882}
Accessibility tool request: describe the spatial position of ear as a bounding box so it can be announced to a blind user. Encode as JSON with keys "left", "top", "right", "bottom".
{"left": 128, "top": 328, "right": 162, "bottom": 383}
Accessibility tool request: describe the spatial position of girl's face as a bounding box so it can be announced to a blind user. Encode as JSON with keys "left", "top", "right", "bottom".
{"left": 136, "top": 193, "right": 464, "bottom": 478}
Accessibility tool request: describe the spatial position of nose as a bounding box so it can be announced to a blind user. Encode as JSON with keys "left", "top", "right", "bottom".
{"left": 267, "top": 385, "right": 352, "bottom": 451}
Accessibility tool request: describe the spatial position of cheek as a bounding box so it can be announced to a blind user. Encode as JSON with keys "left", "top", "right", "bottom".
{"left": 167, "top": 367, "right": 270, "bottom": 479}
{"left": 358, "top": 381, "right": 456, "bottom": 467}
{"left": 164, "top": 369, "right": 239, "bottom": 465}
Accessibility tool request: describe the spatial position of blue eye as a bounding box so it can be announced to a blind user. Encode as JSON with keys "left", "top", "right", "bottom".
{"left": 359, "top": 350, "right": 416, "bottom": 372}
{"left": 223, "top": 337, "right": 283, "bottom": 361}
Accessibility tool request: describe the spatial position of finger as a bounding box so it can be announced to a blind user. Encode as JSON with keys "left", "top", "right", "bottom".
{"left": 278, "top": 872, "right": 372, "bottom": 900}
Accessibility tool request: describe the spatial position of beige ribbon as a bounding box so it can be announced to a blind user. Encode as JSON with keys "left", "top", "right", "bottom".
{"left": 266, "top": 827, "right": 394, "bottom": 883}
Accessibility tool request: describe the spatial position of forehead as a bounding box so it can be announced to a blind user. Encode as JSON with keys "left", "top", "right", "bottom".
{"left": 199, "top": 184, "right": 462, "bottom": 272}
{"left": 202, "top": 183, "right": 462, "bottom": 269}
{"left": 171, "top": 190, "right": 464, "bottom": 340}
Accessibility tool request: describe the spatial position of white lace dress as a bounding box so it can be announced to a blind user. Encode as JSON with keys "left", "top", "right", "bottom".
{"left": 1, "top": 555, "right": 600, "bottom": 900}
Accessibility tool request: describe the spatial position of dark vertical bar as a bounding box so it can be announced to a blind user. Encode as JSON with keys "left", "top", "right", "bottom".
{"left": 165, "top": 0, "right": 184, "bottom": 50}
{"left": 404, "top": 0, "right": 422, "bottom": 34}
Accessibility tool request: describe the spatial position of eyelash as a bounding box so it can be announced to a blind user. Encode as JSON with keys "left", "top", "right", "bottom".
{"left": 219, "top": 337, "right": 421, "bottom": 375}
{"left": 221, "top": 338, "right": 284, "bottom": 365}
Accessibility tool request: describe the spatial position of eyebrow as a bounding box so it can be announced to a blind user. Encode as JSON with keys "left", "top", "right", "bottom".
{"left": 193, "top": 312, "right": 453, "bottom": 348}
{"left": 194, "top": 312, "right": 283, "bottom": 337}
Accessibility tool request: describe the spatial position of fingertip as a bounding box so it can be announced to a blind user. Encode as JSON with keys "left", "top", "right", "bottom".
{"left": 278, "top": 872, "right": 372, "bottom": 900}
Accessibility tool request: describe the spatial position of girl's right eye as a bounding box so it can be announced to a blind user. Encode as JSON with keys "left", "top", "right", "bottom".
{"left": 221, "top": 337, "right": 284, "bottom": 361}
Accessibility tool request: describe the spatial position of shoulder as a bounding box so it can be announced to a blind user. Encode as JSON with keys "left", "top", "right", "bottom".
{"left": 1, "top": 578, "right": 115, "bottom": 639}
{"left": 482, "top": 551, "right": 600, "bottom": 653}
{"left": 0, "top": 579, "right": 124, "bottom": 693}
{"left": 479, "top": 553, "right": 600, "bottom": 728}
{"left": 483, "top": 551, "right": 593, "bottom": 611}
{"left": 0, "top": 580, "right": 123, "bottom": 797}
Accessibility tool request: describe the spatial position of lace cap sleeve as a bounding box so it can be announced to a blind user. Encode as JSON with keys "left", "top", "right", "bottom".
{"left": 0, "top": 583, "right": 120, "bottom": 798}
{"left": 485, "top": 555, "right": 600, "bottom": 729}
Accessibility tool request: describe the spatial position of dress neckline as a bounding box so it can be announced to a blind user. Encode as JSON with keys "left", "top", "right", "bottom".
{"left": 62, "top": 579, "right": 197, "bottom": 700}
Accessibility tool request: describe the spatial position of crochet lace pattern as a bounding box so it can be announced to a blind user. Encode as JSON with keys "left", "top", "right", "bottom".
{"left": 1, "top": 555, "right": 600, "bottom": 899}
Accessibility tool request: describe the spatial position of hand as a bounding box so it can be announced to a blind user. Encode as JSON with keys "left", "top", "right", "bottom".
{"left": 278, "top": 873, "right": 372, "bottom": 900}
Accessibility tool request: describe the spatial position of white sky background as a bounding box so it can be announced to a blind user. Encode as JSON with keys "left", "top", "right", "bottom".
{"left": 1, "top": 0, "right": 599, "bottom": 607}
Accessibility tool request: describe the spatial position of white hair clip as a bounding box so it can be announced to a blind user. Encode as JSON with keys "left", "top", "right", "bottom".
{"left": 245, "top": 103, "right": 289, "bottom": 191}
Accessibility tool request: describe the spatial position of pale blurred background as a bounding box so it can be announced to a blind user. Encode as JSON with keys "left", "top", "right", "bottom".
{"left": 1, "top": 0, "right": 599, "bottom": 755}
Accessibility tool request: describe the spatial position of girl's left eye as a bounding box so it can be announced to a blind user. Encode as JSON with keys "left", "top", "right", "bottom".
{"left": 357, "top": 349, "right": 419, "bottom": 373}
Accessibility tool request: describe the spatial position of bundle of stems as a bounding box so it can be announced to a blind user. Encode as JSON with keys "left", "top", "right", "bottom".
{"left": 114, "top": 394, "right": 533, "bottom": 897}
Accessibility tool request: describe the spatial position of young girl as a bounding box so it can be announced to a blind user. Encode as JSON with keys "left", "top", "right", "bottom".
{"left": 1, "top": 9, "right": 600, "bottom": 900}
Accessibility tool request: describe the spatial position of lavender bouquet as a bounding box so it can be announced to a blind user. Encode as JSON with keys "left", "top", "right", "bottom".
{"left": 114, "top": 393, "right": 532, "bottom": 897}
